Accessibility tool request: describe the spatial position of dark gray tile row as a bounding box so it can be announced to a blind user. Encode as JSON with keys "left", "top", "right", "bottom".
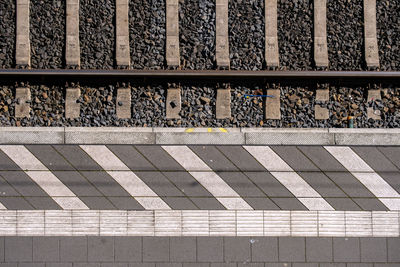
{"left": 1, "top": 237, "right": 399, "bottom": 264}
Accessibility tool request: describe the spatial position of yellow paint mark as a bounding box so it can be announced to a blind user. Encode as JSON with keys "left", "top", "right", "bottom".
{"left": 208, "top": 128, "right": 212, "bottom": 133}
{"left": 219, "top": 128, "right": 228, "bottom": 133}
{"left": 185, "top": 128, "right": 194, "bottom": 133}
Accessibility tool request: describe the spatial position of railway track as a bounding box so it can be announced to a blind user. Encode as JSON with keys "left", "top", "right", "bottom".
{"left": 0, "top": 0, "right": 397, "bottom": 71}
{"left": 0, "top": 69, "right": 399, "bottom": 128}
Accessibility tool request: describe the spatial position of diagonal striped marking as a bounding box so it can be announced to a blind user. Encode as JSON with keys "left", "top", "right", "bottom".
{"left": 0, "top": 146, "right": 88, "bottom": 210}
{"left": 80, "top": 145, "right": 170, "bottom": 210}
{"left": 325, "top": 146, "right": 400, "bottom": 210}
{"left": 162, "top": 146, "right": 253, "bottom": 210}
{"left": 0, "top": 201, "right": 6, "bottom": 209}
{"left": 243, "top": 146, "right": 334, "bottom": 211}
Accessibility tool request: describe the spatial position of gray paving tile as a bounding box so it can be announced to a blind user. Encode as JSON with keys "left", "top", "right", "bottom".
{"left": 377, "top": 172, "right": 400, "bottom": 194}
{"left": 0, "top": 150, "right": 22, "bottom": 170}
{"left": 217, "top": 172, "right": 265, "bottom": 197}
{"left": 324, "top": 198, "right": 361, "bottom": 211}
{"left": 243, "top": 197, "right": 280, "bottom": 210}
{"left": 101, "top": 264, "right": 128, "bottom": 267}
{"left": 162, "top": 197, "right": 198, "bottom": 210}
{"left": 298, "top": 146, "right": 348, "bottom": 172}
{"left": 26, "top": 145, "right": 75, "bottom": 171}
{"left": 278, "top": 237, "right": 305, "bottom": 262}
{"left": 129, "top": 264, "right": 155, "bottom": 267}
{"left": 292, "top": 264, "right": 318, "bottom": 267}
{"left": 297, "top": 172, "right": 347, "bottom": 198}
{"left": 33, "top": 237, "right": 59, "bottom": 262}
{"left": 170, "top": 237, "right": 196, "bottom": 262}
{"left": 107, "top": 197, "right": 145, "bottom": 210}
{"left": 352, "top": 147, "right": 399, "bottom": 173}
{"left": 107, "top": 145, "right": 156, "bottom": 171}
{"left": 251, "top": 237, "right": 278, "bottom": 262}
{"left": 189, "top": 146, "right": 238, "bottom": 172}
{"left": 318, "top": 264, "right": 345, "bottom": 267}
{"left": 88, "top": 237, "right": 114, "bottom": 262}
{"left": 377, "top": 147, "right": 400, "bottom": 170}
{"left": 114, "top": 237, "right": 141, "bottom": 262}
{"left": 352, "top": 198, "right": 388, "bottom": 211}
{"left": 46, "top": 264, "right": 72, "bottom": 267}
{"left": 0, "top": 237, "right": 3, "bottom": 262}
{"left": 79, "top": 197, "right": 116, "bottom": 210}
{"left": 190, "top": 197, "right": 226, "bottom": 210}
{"left": 238, "top": 264, "right": 263, "bottom": 267}
{"left": 19, "top": 264, "right": 45, "bottom": 267}
{"left": 155, "top": 264, "right": 182, "bottom": 267}
{"left": 271, "top": 146, "right": 320, "bottom": 172}
{"left": 51, "top": 171, "right": 103, "bottom": 197}
{"left": 133, "top": 171, "right": 184, "bottom": 197}
{"left": 73, "top": 264, "right": 100, "bottom": 267}
{"left": 60, "top": 237, "right": 87, "bottom": 262}
{"left": 324, "top": 172, "right": 375, "bottom": 198}
{"left": 0, "top": 175, "right": 20, "bottom": 196}
{"left": 270, "top": 197, "right": 307, "bottom": 210}
{"left": 197, "top": 237, "right": 223, "bottom": 262}
{"left": 347, "top": 264, "right": 373, "bottom": 267}
{"left": 5, "top": 237, "right": 33, "bottom": 262}
{"left": 135, "top": 146, "right": 185, "bottom": 171}
{"left": 373, "top": 264, "right": 400, "bottom": 267}
{"left": 210, "top": 264, "right": 236, "bottom": 267}
{"left": 333, "top": 238, "right": 360, "bottom": 262}
{"left": 183, "top": 264, "right": 210, "bottom": 267}
{"left": 360, "top": 238, "right": 387, "bottom": 263}
{"left": 162, "top": 171, "right": 213, "bottom": 197}
{"left": 305, "top": 237, "right": 332, "bottom": 262}
{"left": 0, "top": 263, "right": 17, "bottom": 267}
{"left": 388, "top": 237, "right": 400, "bottom": 262}
{"left": 143, "top": 237, "right": 169, "bottom": 262}
{"left": 0, "top": 171, "right": 49, "bottom": 196}
{"left": 224, "top": 237, "right": 251, "bottom": 262}
{"left": 79, "top": 171, "right": 131, "bottom": 197}
{"left": 53, "top": 145, "right": 103, "bottom": 171}
{"left": 244, "top": 172, "right": 295, "bottom": 197}
{"left": 264, "top": 264, "right": 291, "bottom": 267}
{"left": 217, "top": 146, "right": 266, "bottom": 172}
{"left": 0, "top": 197, "right": 34, "bottom": 209}
{"left": 25, "top": 197, "right": 62, "bottom": 210}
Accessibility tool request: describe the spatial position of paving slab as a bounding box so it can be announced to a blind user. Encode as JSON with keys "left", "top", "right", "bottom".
{"left": 115, "top": 0, "right": 130, "bottom": 67}
{"left": 314, "top": 0, "right": 328, "bottom": 67}
{"left": 66, "top": 0, "right": 80, "bottom": 66}
{"left": 332, "top": 238, "right": 360, "bottom": 262}
{"left": 251, "top": 237, "right": 278, "bottom": 262}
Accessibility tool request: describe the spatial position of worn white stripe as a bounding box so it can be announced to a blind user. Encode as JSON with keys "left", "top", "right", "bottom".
{"left": 0, "top": 202, "right": 6, "bottom": 210}
{"left": 162, "top": 146, "right": 252, "bottom": 210}
{"left": 325, "top": 146, "right": 400, "bottom": 210}
{"left": 244, "top": 146, "right": 334, "bottom": 210}
{"left": 0, "top": 210, "right": 398, "bottom": 237}
{"left": 0, "top": 146, "right": 88, "bottom": 210}
{"left": 80, "top": 145, "right": 170, "bottom": 210}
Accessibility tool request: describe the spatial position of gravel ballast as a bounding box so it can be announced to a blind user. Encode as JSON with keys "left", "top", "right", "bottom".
{"left": 229, "top": 0, "right": 265, "bottom": 70}
{"left": 377, "top": 0, "right": 400, "bottom": 71}
{"left": 0, "top": 0, "right": 15, "bottom": 69}
{"left": 179, "top": 0, "right": 216, "bottom": 70}
{"left": 30, "top": 0, "right": 65, "bottom": 69}
{"left": 0, "top": 82, "right": 399, "bottom": 128}
{"left": 327, "top": 0, "right": 364, "bottom": 71}
{"left": 129, "top": 0, "right": 165, "bottom": 69}
{"left": 278, "top": 0, "right": 312, "bottom": 70}
{"left": 80, "top": 0, "right": 115, "bottom": 69}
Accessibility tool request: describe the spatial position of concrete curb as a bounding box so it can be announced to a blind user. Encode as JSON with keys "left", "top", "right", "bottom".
{"left": 0, "top": 127, "right": 399, "bottom": 145}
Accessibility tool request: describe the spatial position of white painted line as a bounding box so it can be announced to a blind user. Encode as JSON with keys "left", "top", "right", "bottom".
{"left": 244, "top": 146, "right": 334, "bottom": 210}
{"left": 162, "top": 146, "right": 252, "bottom": 210}
{"left": 80, "top": 145, "right": 170, "bottom": 210}
{"left": 0, "top": 201, "right": 6, "bottom": 210}
{"left": 0, "top": 146, "right": 88, "bottom": 210}
{"left": 0, "top": 210, "right": 397, "bottom": 237}
{"left": 324, "top": 146, "right": 400, "bottom": 210}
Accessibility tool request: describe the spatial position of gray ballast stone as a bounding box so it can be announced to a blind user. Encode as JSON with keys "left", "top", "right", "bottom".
{"left": 0, "top": 0, "right": 16, "bottom": 68}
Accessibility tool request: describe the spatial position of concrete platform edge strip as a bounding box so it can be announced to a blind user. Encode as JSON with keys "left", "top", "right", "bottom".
{"left": 0, "top": 210, "right": 398, "bottom": 237}
{"left": 0, "top": 128, "right": 399, "bottom": 145}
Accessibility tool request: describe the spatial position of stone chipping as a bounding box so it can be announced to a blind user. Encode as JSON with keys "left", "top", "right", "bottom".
{"left": 0, "top": 0, "right": 15, "bottom": 68}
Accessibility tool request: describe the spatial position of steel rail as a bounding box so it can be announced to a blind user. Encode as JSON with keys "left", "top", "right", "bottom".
{"left": 1, "top": 69, "right": 400, "bottom": 81}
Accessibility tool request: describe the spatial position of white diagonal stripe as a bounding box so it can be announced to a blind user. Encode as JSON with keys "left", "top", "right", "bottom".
{"left": 162, "top": 146, "right": 252, "bottom": 210}
{"left": 0, "top": 202, "right": 6, "bottom": 210}
{"left": 80, "top": 145, "right": 170, "bottom": 210}
{"left": 325, "top": 146, "right": 400, "bottom": 210}
{"left": 243, "top": 146, "right": 334, "bottom": 210}
{"left": 0, "top": 146, "right": 88, "bottom": 210}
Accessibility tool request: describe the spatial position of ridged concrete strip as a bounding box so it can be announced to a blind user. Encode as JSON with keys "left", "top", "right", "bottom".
{"left": 0, "top": 128, "right": 400, "bottom": 146}
{"left": 0, "top": 210, "right": 398, "bottom": 237}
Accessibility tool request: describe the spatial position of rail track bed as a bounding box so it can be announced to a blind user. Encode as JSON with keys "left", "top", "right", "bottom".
{"left": 0, "top": 0, "right": 399, "bottom": 71}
